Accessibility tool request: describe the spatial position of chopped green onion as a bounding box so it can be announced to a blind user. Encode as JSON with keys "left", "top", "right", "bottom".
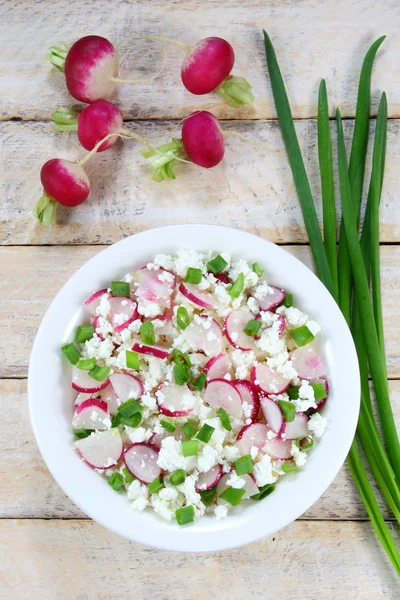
{"left": 219, "top": 486, "right": 246, "bottom": 506}
{"left": 182, "top": 421, "right": 197, "bottom": 438}
{"left": 252, "top": 262, "right": 264, "bottom": 277}
{"left": 282, "top": 462, "right": 298, "bottom": 473}
{"left": 73, "top": 428, "right": 94, "bottom": 439}
{"left": 207, "top": 255, "right": 228, "bottom": 274}
{"left": 112, "top": 412, "right": 142, "bottom": 429}
{"left": 283, "top": 293, "right": 294, "bottom": 308}
{"left": 140, "top": 321, "right": 155, "bottom": 346}
{"left": 182, "top": 439, "right": 199, "bottom": 457}
{"left": 172, "top": 349, "right": 193, "bottom": 386}
{"left": 243, "top": 319, "right": 262, "bottom": 337}
{"left": 175, "top": 505, "right": 195, "bottom": 525}
{"left": 184, "top": 267, "right": 202, "bottom": 284}
{"left": 229, "top": 273, "right": 244, "bottom": 298}
{"left": 76, "top": 357, "right": 97, "bottom": 371}
{"left": 235, "top": 454, "right": 254, "bottom": 475}
{"left": 88, "top": 365, "right": 110, "bottom": 381}
{"left": 108, "top": 472, "right": 124, "bottom": 491}
{"left": 218, "top": 407, "right": 232, "bottom": 431}
{"left": 148, "top": 477, "right": 164, "bottom": 494}
{"left": 177, "top": 306, "right": 190, "bottom": 330}
{"left": 160, "top": 419, "right": 176, "bottom": 433}
{"left": 193, "top": 373, "right": 207, "bottom": 391}
{"left": 287, "top": 386, "right": 299, "bottom": 400}
{"left": 75, "top": 324, "right": 95, "bottom": 343}
{"left": 290, "top": 325, "right": 315, "bottom": 346}
{"left": 311, "top": 383, "right": 326, "bottom": 401}
{"left": 118, "top": 399, "right": 143, "bottom": 417}
{"left": 251, "top": 484, "right": 275, "bottom": 501}
{"left": 200, "top": 486, "right": 218, "bottom": 505}
{"left": 122, "top": 467, "right": 134, "bottom": 485}
{"left": 278, "top": 400, "right": 295, "bottom": 422}
{"left": 61, "top": 343, "right": 82, "bottom": 366}
{"left": 111, "top": 281, "right": 130, "bottom": 297}
{"left": 170, "top": 469, "right": 185, "bottom": 486}
{"left": 196, "top": 424, "right": 215, "bottom": 444}
{"left": 126, "top": 350, "right": 140, "bottom": 371}
{"left": 295, "top": 435, "right": 314, "bottom": 450}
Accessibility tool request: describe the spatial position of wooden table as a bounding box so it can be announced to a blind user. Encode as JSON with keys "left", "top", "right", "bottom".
{"left": 1, "top": 1, "right": 399, "bottom": 597}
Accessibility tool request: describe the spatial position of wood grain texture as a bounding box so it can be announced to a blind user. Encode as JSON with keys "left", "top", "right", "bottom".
{"left": 1, "top": 378, "right": 399, "bottom": 521}
{"left": 1, "top": 244, "right": 400, "bottom": 378}
{"left": 2, "top": 119, "right": 400, "bottom": 245}
{"left": 0, "top": 519, "right": 399, "bottom": 599}
{"left": 0, "top": 0, "right": 398, "bottom": 121}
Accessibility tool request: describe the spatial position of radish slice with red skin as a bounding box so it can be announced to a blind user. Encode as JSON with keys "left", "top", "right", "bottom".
{"left": 75, "top": 428, "right": 123, "bottom": 469}
{"left": 150, "top": 426, "right": 184, "bottom": 449}
{"left": 74, "top": 386, "right": 119, "bottom": 415}
{"left": 236, "top": 422, "right": 269, "bottom": 455}
{"left": 74, "top": 392, "right": 93, "bottom": 406}
{"left": 213, "top": 272, "right": 230, "bottom": 284}
{"left": 204, "top": 353, "right": 233, "bottom": 380}
{"left": 251, "top": 363, "right": 291, "bottom": 395}
{"left": 109, "top": 296, "right": 138, "bottom": 333}
{"left": 257, "top": 286, "right": 286, "bottom": 311}
{"left": 179, "top": 282, "right": 216, "bottom": 309}
{"left": 263, "top": 437, "right": 293, "bottom": 460}
{"left": 284, "top": 412, "right": 309, "bottom": 439}
{"left": 217, "top": 472, "right": 259, "bottom": 504}
{"left": 196, "top": 464, "right": 223, "bottom": 491}
{"left": 72, "top": 398, "right": 110, "bottom": 430}
{"left": 109, "top": 372, "right": 143, "bottom": 402}
{"left": 156, "top": 382, "right": 195, "bottom": 417}
{"left": 135, "top": 267, "right": 176, "bottom": 309}
{"left": 275, "top": 314, "right": 286, "bottom": 335}
{"left": 291, "top": 345, "right": 327, "bottom": 380}
{"left": 233, "top": 380, "right": 260, "bottom": 422}
{"left": 131, "top": 342, "right": 170, "bottom": 359}
{"left": 84, "top": 288, "right": 109, "bottom": 316}
{"left": 260, "top": 397, "right": 284, "bottom": 435}
{"left": 181, "top": 315, "right": 223, "bottom": 357}
{"left": 151, "top": 311, "right": 176, "bottom": 336}
{"left": 72, "top": 366, "right": 110, "bottom": 393}
{"left": 91, "top": 316, "right": 105, "bottom": 341}
{"left": 123, "top": 442, "right": 161, "bottom": 483}
{"left": 225, "top": 308, "right": 257, "bottom": 351}
{"left": 204, "top": 379, "right": 243, "bottom": 417}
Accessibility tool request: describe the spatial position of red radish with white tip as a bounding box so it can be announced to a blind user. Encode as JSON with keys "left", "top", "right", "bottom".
{"left": 204, "top": 379, "right": 242, "bottom": 417}
{"left": 74, "top": 428, "right": 123, "bottom": 469}
{"left": 131, "top": 341, "right": 170, "bottom": 359}
{"left": 78, "top": 100, "right": 123, "bottom": 151}
{"left": 180, "top": 315, "right": 223, "bottom": 357}
{"left": 109, "top": 372, "right": 143, "bottom": 402}
{"left": 284, "top": 412, "right": 309, "bottom": 440}
{"left": 204, "top": 353, "right": 233, "bottom": 380}
{"left": 123, "top": 442, "right": 161, "bottom": 483}
{"left": 179, "top": 282, "right": 216, "bottom": 309}
{"left": 236, "top": 422, "right": 269, "bottom": 456}
{"left": 72, "top": 398, "right": 110, "bottom": 431}
{"left": 84, "top": 288, "right": 109, "bottom": 316}
{"left": 225, "top": 308, "right": 257, "bottom": 351}
{"left": 291, "top": 345, "right": 327, "bottom": 380}
{"left": 256, "top": 286, "right": 286, "bottom": 311}
{"left": 263, "top": 437, "right": 292, "bottom": 460}
{"left": 71, "top": 366, "right": 110, "bottom": 394}
{"left": 135, "top": 267, "right": 176, "bottom": 309}
{"left": 251, "top": 363, "right": 291, "bottom": 395}
{"left": 109, "top": 297, "right": 138, "bottom": 333}
{"left": 233, "top": 380, "right": 260, "bottom": 422}
{"left": 156, "top": 382, "right": 195, "bottom": 417}
{"left": 217, "top": 472, "right": 259, "bottom": 504}
{"left": 196, "top": 464, "right": 223, "bottom": 491}
{"left": 260, "top": 397, "right": 284, "bottom": 435}
{"left": 182, "top": 111, "right": 225, "bottom": 168}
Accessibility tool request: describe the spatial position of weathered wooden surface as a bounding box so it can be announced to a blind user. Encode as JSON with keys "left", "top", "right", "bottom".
{"left": 1, "top": 378, "right": 399, "bottom": 521}
{"left": 0, "top": 0, "right": 399, "bottom": 121}
{"left": 2, "top": 118, "right": 400, "bottom": 245}
{"left": 0, "top": 519, "right": 398, "bottom": 599}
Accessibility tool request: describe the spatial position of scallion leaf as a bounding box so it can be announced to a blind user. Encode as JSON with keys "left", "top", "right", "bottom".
{"left": 251, "top": 484, "right": 275, "bottom": 501}
{"left": 122, "top": 467, "right": 134, "bottom": 485}
{"left": 311, "top": 383, "right": 326, "bottom": 401}
{"left": 61, "top": 343, "right": 82, "bottom": 366}
{"left": 111, "top": 281, "right": 130, "bottom": 297}
{"left": 196, "top": 424, "right": 215, "bottom": 444}
{"left": 200, "top": 486, "right": 217, "bottom": 505}
{"left": 118, "top": 399, "right": 143, "bottom": 418}
{"left": 182, "top": 439, "right": 199, "bottom": 457}
{"left": 219, "top": 486, "right": 245, "bottom": 506}
{"left": 73, "top": 428, "right": 94, "bottom": 439}
{"left": 243, "top": 319, "right": 262, "bottom": 337}
{"left": 207, "top": 255, "right": 228, "bottom": 274}
{"left": 148, "top": 477, "right": 164, "bottom": 494}
{"left": 160, "top": 419, "right": 176, "bottom": 433}
{"left": 182, "top": 421, "right": 197, "bottom": 438}
{"left": 252, "top": 262, "right": 264, "bottom": 277}
{"left": 282, "top": 293, "right": 294, "bottom": 308}
{"left": 184, "top": 267, "right": 202, "bottom": 284}
{"left": 88, "top": 365, "right": 110, "bottom": 381}
{"left": 235, "top": 454, "right": 254, "bottom": 475}
{"left": 218, "top": 407, "right": 232, "bottom": 431}
{"left": 229, "top": 273, "right": 244, "bottom": 298}
{"left": 108, "top": 472, "right": 124, "bottom": 491}
{"left": 290, "top": 325, "right": 315, "bottom": 347}
{"left": 175, "top": 505, "right": 194, "bottom": 525}
{"left": 295, "top": 435, "right": 314, "bottom": 450}
{"left": 170, "top": 469, "right": 185, "bottom": 486}
{"left": 75, "top": 324, "right": 95, "bottom": 343}
{"left": 278, "top": 400, "right": 295, "bottom": 422}
{"left": 287, "top": 386, "right": 299, "bottom": 400}
{"left": 140, "top": 321, "right": 155, "bottom": 346}
{"left": 282, "top": 462, "right": 298, "bottom": 473}
{"left": 126, "top": 350, "right": 140, "bottom": 371}
{"left": 177, "top": 306, "right": 190, "bottom": 330}
{"left": 76, "top": 357, "right": 97, "bottom": 371}
{"left": 193, "top": 373, "right": 207, "bottom": 391}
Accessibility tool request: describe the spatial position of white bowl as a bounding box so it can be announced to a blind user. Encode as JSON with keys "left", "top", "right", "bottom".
{"left": 29, "top": 225, "right": 360, "bottom": 552}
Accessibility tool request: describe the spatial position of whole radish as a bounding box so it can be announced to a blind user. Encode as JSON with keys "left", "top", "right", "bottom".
{"left": 181, "top": 37, "right": 234, "bottom": 95}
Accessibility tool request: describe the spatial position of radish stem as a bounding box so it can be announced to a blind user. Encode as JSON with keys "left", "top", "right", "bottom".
{"left": 110, "top": 45, "right": 167, "bottom": 85}
{"left": 47, "top": 42, "right": 70, "bottom": 71}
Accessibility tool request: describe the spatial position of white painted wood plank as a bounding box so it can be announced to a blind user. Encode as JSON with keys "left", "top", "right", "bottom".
{"left": 1, "top": 119, "right": 400, "bottom": 245}
{"left": 0, "top": 0, "right": 398, "bottom": 120}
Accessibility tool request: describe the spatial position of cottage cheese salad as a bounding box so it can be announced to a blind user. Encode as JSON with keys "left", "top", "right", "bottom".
{"left": 62, "top": 249, "right": 328, "bottom": 525}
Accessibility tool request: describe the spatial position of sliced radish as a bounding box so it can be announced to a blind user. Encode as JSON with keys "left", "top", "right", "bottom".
{"left": 179, "top": 282, "right": 216, "bottom": 309}
{"left": 131, "top": 341, "right": 170, "bottom": 359}
{"left": 225, "top": 308, "right": 257, "bottom": 351}
{"left": 257, "top": 286, "right": 286, "bottom": 311}
{"left": 217, "top": 472, "right": 259, "bottom": 504}
{"left": 91, "top": 315, "right": 105, "bottom": 341}
{"left": 213, "top": 272, "right": 230, "bottom": 284}
{"left": 151, "top": 311, "right": 176, "bottom": 337}
{"left": 233, "top": 380, "right": 260, "bottom": 421}
{"left": 98, "top": 385, "right": 119, "bottom": 414}
{"left": 151, "top": 426, "right": 184, "bottom": 448}
{"left": 181, "top": 315, "right": 223, "bottom": 357}
{"left": 71, "top": 366, "right": 110, "bottom": 393}
{"left": 260, "top": 397, "right": 284, "bottom": 434}
{"left": 204, "top": 353, "right": 233, "bottom": 380}
{"left": 263, "top": 437, "right": 292, "bottom": 460}
{"left": 284, "top": 412, "right": 309, "bottom": 439}
{"left": 123, "top": 442, "right": 161, "bottom": 483}
{"left": 84, "top": 288, "right": 109, "bottom": 316}
{"left": 196, "top": 464, "right": 223, "bottom": 491}
{"left": 74, "top": 392, "right": 93, "bottom": 406}
{"left": 291, "top": 345, "right": 327, "bottom": 379}
{"left": 75, "top": 428, "right": 123, "bottom": 469}
{"left": 276, "top": 314, "right": 286, "bottom": 335}
{"left": 236, "top": 422, "right": 269, "bottom": 455}
{"left": 72, "top": 398, "right": 110, "bottom": 431}
{"left": 109, "top": 372, "right": 143, "bottom": 402}
{"left": 251, "top": 363, "right": 291, "bottom": 395}
{"left": 156, "top": 382, "right": 195, "bottom": 417}
{"left": 204, "top": 379, "right": 243, "bottom": 417}
{"left": 135, "top": 267, "right": 176, "bottom": 308}
{"left": 109, "top": 296, "right": 138, "bottom": 333}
